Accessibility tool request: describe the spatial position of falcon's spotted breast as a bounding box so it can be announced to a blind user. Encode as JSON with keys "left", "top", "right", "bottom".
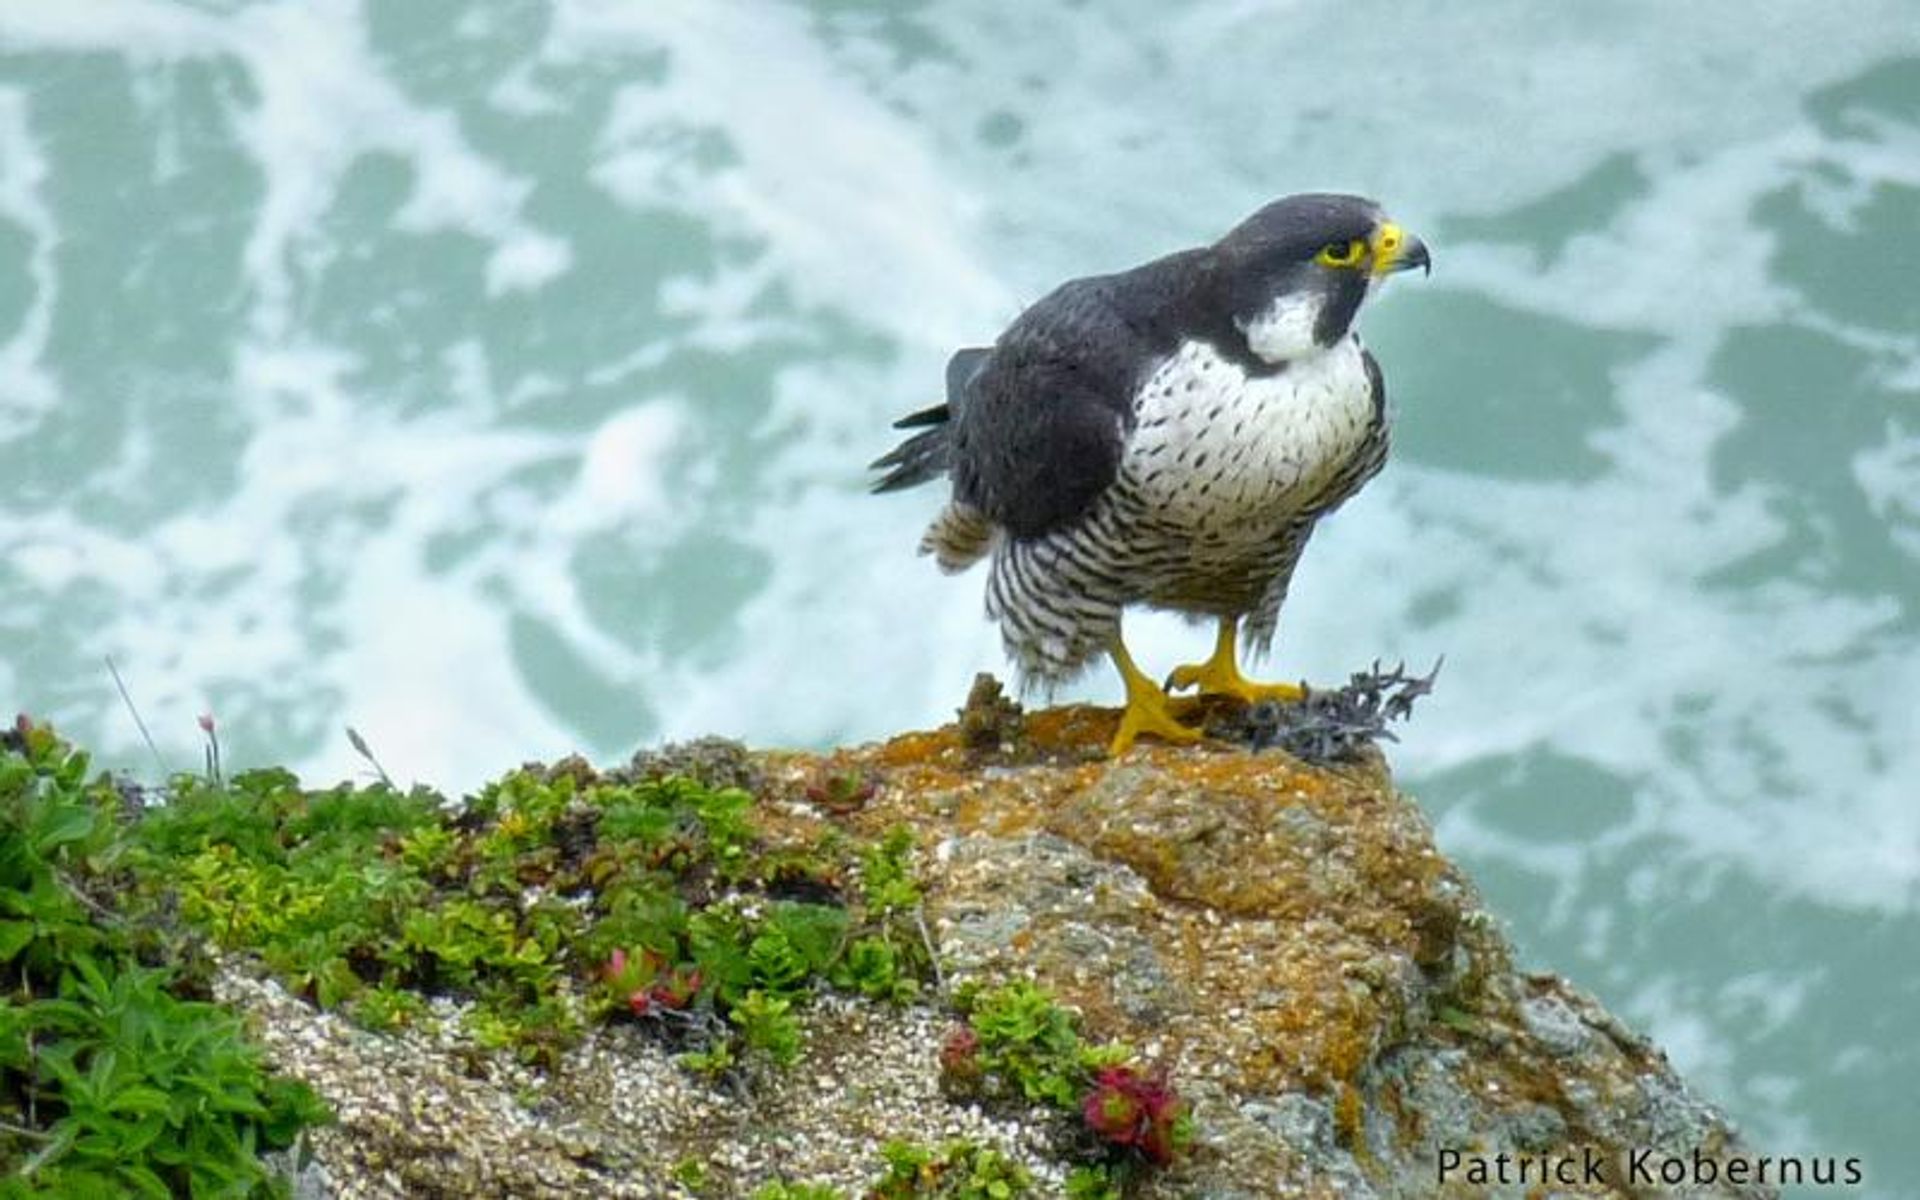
{"left": 872, "top": 193, "right": 1429, "bottom": 754}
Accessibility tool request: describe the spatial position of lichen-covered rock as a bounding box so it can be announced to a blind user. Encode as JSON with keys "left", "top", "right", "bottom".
{"left": 220, "top": 703, "right": 1769, "bottom": 1198}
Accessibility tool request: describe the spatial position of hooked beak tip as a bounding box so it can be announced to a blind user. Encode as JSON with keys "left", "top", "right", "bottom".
{"left": 1401, "top": 237, "right": 1432, "bottom": 278}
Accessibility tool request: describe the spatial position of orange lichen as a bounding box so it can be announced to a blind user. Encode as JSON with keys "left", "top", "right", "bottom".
{"left": 1333, "top": 1083, "right": 1367, "bottom": 1151}
{"left": 872, "top": 728, "right": 967, "bottom": 769}
{"left": 1014, "top": 703, "right": 1111, "bottom": 754}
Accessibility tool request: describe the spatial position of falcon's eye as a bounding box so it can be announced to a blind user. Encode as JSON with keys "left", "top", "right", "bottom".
{"left": 1314, "top": 239, "right": 1368, "bottom": 268}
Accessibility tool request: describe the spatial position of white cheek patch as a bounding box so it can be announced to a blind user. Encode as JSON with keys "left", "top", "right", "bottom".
{"left": 1236, "top": 291, "right": 1322, "bottom": 363}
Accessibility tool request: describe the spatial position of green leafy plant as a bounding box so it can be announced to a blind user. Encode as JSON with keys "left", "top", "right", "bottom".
{"left": 128, "top": 752, "right": 935, "bottom": 1075}
{"left": 871, "top": 1139, "right": 1034, "bottom": 1199}
{"left": 947, "top": 982, "right": 1193, "bottom": 1185}
{"left": 960, "top": 981, "right": 1086, "bottom": 1106}
{"left": 1, "top": 718, "right": 327, "bottom": 1197}
{"left": 350, "top": 983, "right": 429, "bottom": 1033}
{"left": 1062, "top": 1164, "right": 1125, "bottom": 1199}
{"left": 750, "top": 1182, "right": 846, "bottom": 1200}
{"left": 860, "top": 826, "right": 923, "bottom": 916}
{"left": 730, "top": 990, "right": 802, "bottom": 1067}
{"left": 678, "top": 1039, "right": 735, "bottom": 1078}
{"left": 671, "top": 1154, "right": 712, "bottom": 1193}
{"left": 832, "top": 935, "right": 915, "bottom": 1003}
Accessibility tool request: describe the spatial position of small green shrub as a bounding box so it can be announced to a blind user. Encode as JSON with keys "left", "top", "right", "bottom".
{"left": 730, "top": 990, "right": 802, "bottom": 1067}
{"left": 946, "top": 982, "right": 1193, "bottom": 1186}
{"left": 859, "top": 826, "right": 923, "bottom": 915}
{"left": 960, "top": 981, "right": 1086, "bottom": 1106}
{"left": 750, "top": 1181, "right": 847, "bottom": 1200}
{"left": 832, "top": 935, "right": 915, "bottom": 1003}
{"left": 1, "top": 719, "right": 327, "bottom": 1198}
{"left": 871, "top": 1139, "right": 1034, "bottom": 1198}
{"left": 1063, "top": 1164, "right": 1125, "bottom": 1199}
{"left": 130, "top": 753, "right": 935, "bottom": 1074}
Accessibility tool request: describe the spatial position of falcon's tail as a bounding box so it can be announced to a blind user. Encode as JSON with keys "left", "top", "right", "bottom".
{"left": 869, "top": 403, "right": 951, "bottom": 493}
{"left": 871, "top": 346, "right": 992, "bottom": 493}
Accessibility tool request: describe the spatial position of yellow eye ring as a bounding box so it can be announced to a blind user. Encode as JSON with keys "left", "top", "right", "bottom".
{"left": 1314, "top": 238, "right": 1368, "bottom": 268}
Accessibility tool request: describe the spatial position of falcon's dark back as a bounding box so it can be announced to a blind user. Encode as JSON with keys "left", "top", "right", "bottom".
{"left": 870, "top": 245, "right": 1227, "bottom": 537}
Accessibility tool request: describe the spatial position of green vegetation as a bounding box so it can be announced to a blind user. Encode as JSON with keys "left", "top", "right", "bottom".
{"left": 1, "top": 718, "right": 326, "bottom": 1198}
{"left": 3, "top": 716, "right": 944, "bottom": 1192}
{"left": 944, "top": 982, "right": 1193, "bottom": 1185}
{"left": 871, "top": 1138, "right": 1033, "bottom": 1198}
{"left": 748, "top": 1139, "right": 1032, "bottom": 1200}
{"left": 5, "top": 717, "right": 1188, "bottom": 1195}
{"left": 1062, "top": 1163, "right": 1127, "bottom": 1199}
{"left": 670, "top": 1153, "right": 712, "bottom": 1193}
{"left": 128, "top": 750, "right": 933, "bottom": 1075}
{"left": 959, "top": 980, "right": 1102, "bottom": 1106}
{"left": 750, "top": 1182, "right": 846, "bottom": 1200}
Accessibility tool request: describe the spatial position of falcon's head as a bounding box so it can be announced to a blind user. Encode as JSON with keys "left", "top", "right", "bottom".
{"left": 1214, "top": 193, "right": 1429, "bottom": 364}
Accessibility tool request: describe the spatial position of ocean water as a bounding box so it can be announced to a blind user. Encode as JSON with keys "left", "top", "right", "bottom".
{"left": 1, "top": 1, "right": 1915, "bottom": 1193}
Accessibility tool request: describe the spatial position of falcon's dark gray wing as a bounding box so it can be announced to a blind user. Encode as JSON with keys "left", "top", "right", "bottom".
{"left": 946, "top": 346, "right": 992, "bottom": 404}
{"left": 950, "top": 276, "right": 1173, "bottom": 539}
{"left": 875, "top": 247, "right": 1204, "bottom": 525}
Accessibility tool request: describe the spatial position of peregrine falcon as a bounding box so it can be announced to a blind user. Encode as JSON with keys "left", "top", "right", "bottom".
{"left": 872, "top": 193, "right": 1429, "bottom": 754}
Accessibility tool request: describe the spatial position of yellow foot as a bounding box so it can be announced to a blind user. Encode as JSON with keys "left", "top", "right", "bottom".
{"left": 1110, "top": 688, "right": 1203, "bottom": 756}
{"left": 1107, "top": 635, "right": 1204, "bottom": 756}
{"left": 1164, "top": 619, "right": 1306, "bottom": 705}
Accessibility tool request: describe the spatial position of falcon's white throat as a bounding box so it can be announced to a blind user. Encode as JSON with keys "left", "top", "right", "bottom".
{"left": 1236, "top": 290, "right": 1324, "bottom": 363}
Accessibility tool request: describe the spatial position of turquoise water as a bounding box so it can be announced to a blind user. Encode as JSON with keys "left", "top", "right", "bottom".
{"left": 2, "top": 1, "right": 1916, "bottom": 1193}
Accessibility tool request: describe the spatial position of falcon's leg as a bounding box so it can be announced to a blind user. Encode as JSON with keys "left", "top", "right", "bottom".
{"left": 1108, "top": 634, "right": 1202, "bottom": 756}
{"left": 1164, "top": 618, "right": 1306, "bottom": 704}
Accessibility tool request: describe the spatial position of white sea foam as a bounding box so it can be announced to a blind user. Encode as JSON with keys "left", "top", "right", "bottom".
{"left": 551, "top": 0, "right": 1011, "bottom": 348}
{"left": 0, "top": 0, "right": 219, "bottom": 58}
{"left": 559, "top": 402, "right": 687, "bottom": 531}
{"left": 1, "top": 0, "right": 576, "bottom": 327}
{"left": 0, "top": 87, "right": 58, "bottom": 441}
{"left": 219, "top": 1, "right": 571, "bottom": 328}
{"left": 1855, "top": 423, "right": 1920, "bottom": 559}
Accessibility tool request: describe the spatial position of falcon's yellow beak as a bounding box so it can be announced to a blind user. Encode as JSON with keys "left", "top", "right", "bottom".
{"left": 1370, "top": 222, "right": 1431, "bottom": 277}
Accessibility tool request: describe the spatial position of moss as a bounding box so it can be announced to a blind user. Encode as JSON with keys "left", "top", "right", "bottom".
{"left": 120, "top": 744, "right": 934, "bottom": 1076}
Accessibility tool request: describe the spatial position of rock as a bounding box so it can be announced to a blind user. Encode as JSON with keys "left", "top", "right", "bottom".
{"left": 221, "top": 703, "right": 1771, "bottom": 1198}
